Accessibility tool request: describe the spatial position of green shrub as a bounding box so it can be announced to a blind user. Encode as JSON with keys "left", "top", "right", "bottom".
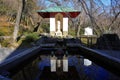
{"left": 0, "top": 26, "right": 14, "bottom": 36}
{"left": 0, "top": 39, "right": 10, "bottom": 47}
{"left": 0, "top": 31, "right": 4, "bottom": 36}
{"left": 23, "top": 33, "right": 39, "bottom": 44}
{"left": 69, "top": 29, "right": 76, "bottom": 37}
{"left": 41, "top": 23, "right": 49, "bottom": 33}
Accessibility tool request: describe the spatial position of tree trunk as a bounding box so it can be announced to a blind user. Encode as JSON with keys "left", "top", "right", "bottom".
{"left": 30, "top": 16, "right": 35, "bottom": 26}
{"left": 13, "top": 0, "right": 24, "bottom": 42}
{"left": 77, "top": 24, "right": 81, "bottom": 37}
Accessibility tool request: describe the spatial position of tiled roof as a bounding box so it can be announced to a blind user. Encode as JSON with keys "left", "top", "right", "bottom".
{"left": 37, "top": 6, "right": 80, "bottom": 12}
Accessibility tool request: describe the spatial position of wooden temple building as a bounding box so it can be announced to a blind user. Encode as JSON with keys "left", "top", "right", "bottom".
{"left": 37, "top": 6, "right": 80, "bottom": 37}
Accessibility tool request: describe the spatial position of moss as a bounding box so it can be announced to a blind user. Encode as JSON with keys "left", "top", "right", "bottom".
{"left": 0, "top": 26, "right": 14, "bottom": 36}
{"left": 0, "top": 39, "right": 11, "bottom": 47}
{"left": 69, "top": 28, "right": 76, "bottom": 37}
{"left": 0, "top": 31, "right": 4, "bottom": 36}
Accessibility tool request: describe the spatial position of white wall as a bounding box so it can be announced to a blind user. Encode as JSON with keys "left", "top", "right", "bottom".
{"left": 50, "top": 18, "right": 55, "bottom": 32}
{"left": 84, "top": 27, "right": 93, "bottom": 35}
{"left": 63, "top": 17, "right": 68, "bottom": 32}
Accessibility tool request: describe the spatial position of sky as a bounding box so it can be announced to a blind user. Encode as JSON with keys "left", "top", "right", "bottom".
{"left": 101, "top": 0, "right": 111, "bottom": 6}
{"left": 38, "top": 0, "right": 111, "bottom": 8}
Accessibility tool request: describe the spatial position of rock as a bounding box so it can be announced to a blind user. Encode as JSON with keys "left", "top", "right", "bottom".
{"left": 0, "top": 48, "right": 13, "bottom": 63}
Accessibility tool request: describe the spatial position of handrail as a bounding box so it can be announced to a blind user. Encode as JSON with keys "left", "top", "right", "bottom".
{"left": 77, "top": 45, "right": 120, "bottom": 76}
{"left": 0, "top": 46, "right": 41, "bottom": 71}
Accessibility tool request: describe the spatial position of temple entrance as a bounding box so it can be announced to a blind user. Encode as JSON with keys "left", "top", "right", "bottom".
{"left": 55, "top": 13, "right": 63, "bottom": 37}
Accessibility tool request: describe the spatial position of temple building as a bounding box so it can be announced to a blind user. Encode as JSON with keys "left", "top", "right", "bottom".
{"left": 37, "top": 6, "right": 80, "bottom": 37}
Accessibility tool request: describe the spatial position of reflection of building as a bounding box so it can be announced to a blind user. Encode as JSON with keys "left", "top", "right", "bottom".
{"left": 84, "top": 58, "right": 92, "bottom": 66}
{"left": 37, "top": 6, "right": 80, "bottom": 37}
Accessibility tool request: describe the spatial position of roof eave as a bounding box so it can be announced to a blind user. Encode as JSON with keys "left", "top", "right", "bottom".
{"left": 37, "top": 11, "right": 80, "bottom": 18}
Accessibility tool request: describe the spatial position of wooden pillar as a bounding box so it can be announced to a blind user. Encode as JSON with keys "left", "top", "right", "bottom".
{"left": 90, "top": 37, "right": 92, "bottom": 47}
{"left": 87, "top": 36, "right": 89, "bottom": 47}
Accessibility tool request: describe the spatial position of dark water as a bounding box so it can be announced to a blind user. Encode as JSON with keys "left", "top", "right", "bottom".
{"left": 36, "top": 56, "right": 120, "bottom": 80}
